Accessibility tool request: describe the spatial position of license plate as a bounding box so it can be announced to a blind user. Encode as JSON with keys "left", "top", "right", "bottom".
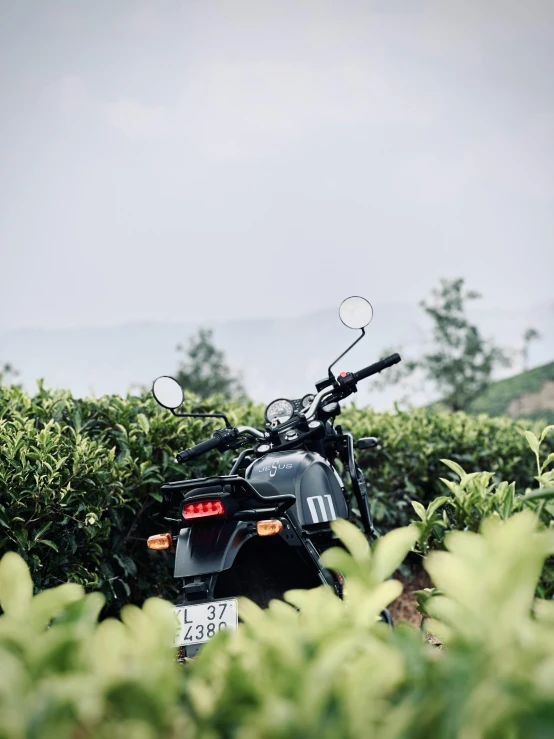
{"left": 174, "top": 599, "right": 238, "bottom": 647}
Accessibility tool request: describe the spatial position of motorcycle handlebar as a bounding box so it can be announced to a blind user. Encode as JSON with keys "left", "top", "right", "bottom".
{"left": 353, "top": 353, "right": 401, "bottom": 383}
{"left": 176, "top": 435, "right": 223, "bottom": 464}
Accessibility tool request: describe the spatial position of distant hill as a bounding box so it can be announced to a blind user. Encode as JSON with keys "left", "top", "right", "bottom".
{"left": 468, "top": 361, "right": 554, "bottom": 423}
{"left": 1, "top": 301, "right": 553, "bottom": 412}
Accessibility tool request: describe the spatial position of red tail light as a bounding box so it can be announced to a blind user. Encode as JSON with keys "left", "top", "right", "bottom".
{"left": 183, "top": 499, "right": 225, "bottom": 520}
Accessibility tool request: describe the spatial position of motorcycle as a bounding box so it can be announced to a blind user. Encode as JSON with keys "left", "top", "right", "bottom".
{"left": 147, "top": 297, "right": 401, "bottom": 658}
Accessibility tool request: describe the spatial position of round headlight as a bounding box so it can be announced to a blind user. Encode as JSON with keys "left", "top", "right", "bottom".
{"left": 265, "top": 398, "right": 294, "bottom": 424}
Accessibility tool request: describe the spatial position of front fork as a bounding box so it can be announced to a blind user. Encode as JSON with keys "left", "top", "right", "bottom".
{"left": 336, "top": 432, "right": 376, "bottom": 539}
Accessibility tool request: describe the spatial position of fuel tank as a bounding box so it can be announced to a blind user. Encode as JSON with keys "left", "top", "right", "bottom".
{"left": 245, "top": 449, "right": 348, "bottom": 527}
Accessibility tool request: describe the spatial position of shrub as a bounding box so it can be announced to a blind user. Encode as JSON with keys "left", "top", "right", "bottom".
{"left": 410, "top": 425, "right": 554, "bottom": 596}
{"left": 0, "top": 550, "right": 186, "bottom": 739}
{"left": 1, "top": 383, "right": 551, "bottom": 611}
{"left": 342, "top": 405, "right": 553, "bottom": 531}
{"left": 185, "top": 512, "right": 554, "bottom": 738}
{"left": 0, "top": 383, "right": 262, "bottom": 612}
{"left": 1, "top": 498, "right": 553, "bottom": 737}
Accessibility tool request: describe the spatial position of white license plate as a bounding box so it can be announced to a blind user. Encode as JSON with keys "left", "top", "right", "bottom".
{"left": 174, "top": 599, "right": 238, "bottom": 647}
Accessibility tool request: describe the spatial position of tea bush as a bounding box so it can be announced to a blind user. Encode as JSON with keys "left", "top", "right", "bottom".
{"left": 2, "top": 510, "right": 553, "bottom": 738}
{"left": 184, "top": 513, "right": 554, "bottom": 738}
{"left": 346, "top": 405, "right": 554, "bottom": 531}
{"left": 0, "top": 550, "right": 186, "bottom": 739}
{"left": 0, "top": 383, "right": 263, "bottom": 611}
{"left": 410, "top": 425, "right": 554, "bottom": 596}
{"left": 0, "top": 383, "right": 551, "bottom": 611}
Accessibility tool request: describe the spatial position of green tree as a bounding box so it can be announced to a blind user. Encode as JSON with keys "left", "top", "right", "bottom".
{"left": 380, "top": 278, "right": 512, "bottom": 412}
{"left": 175, "top": 328, "right": 247, "bottom": 401}
{"left": 522, "top": 327, "right": 541, "bottom": 371}
{"left": 0, "top": 361, "right": 19, "bottom": 386}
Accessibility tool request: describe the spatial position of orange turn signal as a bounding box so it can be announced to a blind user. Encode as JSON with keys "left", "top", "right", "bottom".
{"left": 147, "top": 533, "right": 173, "bottom": 550}
{"left": 256, "top": 519, "right": 283, "bottom": 537}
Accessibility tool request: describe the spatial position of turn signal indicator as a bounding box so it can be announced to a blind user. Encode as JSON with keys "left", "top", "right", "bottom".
{"left": 256, "top": 519, "right": 283, "bottom": 537}
{"left": 147, "top": 533, "right": 173, "bottom": 550}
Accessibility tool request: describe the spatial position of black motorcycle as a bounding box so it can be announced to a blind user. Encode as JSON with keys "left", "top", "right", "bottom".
{"left": 147, "top": 297, "right": 400, "bottom": 658}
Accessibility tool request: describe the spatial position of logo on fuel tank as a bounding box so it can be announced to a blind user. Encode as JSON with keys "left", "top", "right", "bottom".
{"left": 256, "top": 461, "right": 293, "bottom": 477}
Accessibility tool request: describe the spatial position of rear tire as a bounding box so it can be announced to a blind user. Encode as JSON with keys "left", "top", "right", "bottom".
{"left": 214, "top": 536, "right": 321, "bottom": 608}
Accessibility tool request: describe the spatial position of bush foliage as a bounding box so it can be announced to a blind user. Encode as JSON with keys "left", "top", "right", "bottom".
{"left": 0, "top": 383, "right": 552, "bottom": 612}
{"left": 184, "top": 513, "right": 554, "bottom": 739}
{"left": 1, "top": 509, "right": 553, "bottom": 738}
{"left": 0, "top": 551, "right": 185, "bottom": 739}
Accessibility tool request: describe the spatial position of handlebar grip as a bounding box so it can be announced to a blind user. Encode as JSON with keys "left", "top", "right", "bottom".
{"left": 176, "top": 435, "right": 222, "bottom": 464}
{"left": 353, "top": 353, "right": 401, "bottom": 383}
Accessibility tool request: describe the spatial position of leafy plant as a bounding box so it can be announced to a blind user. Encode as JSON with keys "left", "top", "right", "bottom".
{"left": 346, "top": 404, "right": 552, "bottom": 533}
{"left": 0, "top": 382, "right": 263, "bottom": 612}
{"left": 0, "top": 550, "right": 186, "bottom": 739}
{"left": 2, "top": 502, "right": 554, "bottom": 737}
{"left": 412, "top": 425, "right": 554, "bottom": 595}
{"left": 1, "top": 383, "right": 551, "bottom": 612}
{"left": 184, "top": 513, "right": 554, "bottom": 738}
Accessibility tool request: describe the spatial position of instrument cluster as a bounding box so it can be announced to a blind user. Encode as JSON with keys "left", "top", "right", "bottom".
{"left": 265, "top": 394, "right": 316, "bottom": 425}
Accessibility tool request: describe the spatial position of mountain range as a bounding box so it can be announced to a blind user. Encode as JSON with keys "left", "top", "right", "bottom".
{"left": 2, "top": 301, "right": 553, "bottom": 411}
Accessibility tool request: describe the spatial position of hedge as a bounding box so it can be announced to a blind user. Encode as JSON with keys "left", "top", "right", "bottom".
{"left": 0, "top": 383, "right": 551, "bottom": 613}
{"left": 1, "top": 509, "right": 553, "bottom": 738}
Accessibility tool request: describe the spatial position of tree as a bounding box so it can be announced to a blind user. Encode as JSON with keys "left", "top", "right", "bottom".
{"left": 0, "top": 361, "right": 20, "bottom": 387}
{"left": 379, "top": 278, "right": 512, "bottom": 412}
{"left": 175, "top": 328, "right": 247, "bottom": 401}
{"left": 522, "top": 328, "right": 541, "bottom": 372}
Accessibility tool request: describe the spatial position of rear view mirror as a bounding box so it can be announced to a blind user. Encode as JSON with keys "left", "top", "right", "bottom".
{"left": 339, "top": 296, "right": 373, "bottom": 330}
{"left": 152, "top": 376, "right": 184, "bottom": 409}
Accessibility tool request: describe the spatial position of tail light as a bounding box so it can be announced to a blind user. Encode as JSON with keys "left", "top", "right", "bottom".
{"left": 183, "top": 499, "right": 226, "bottom": 520}
{"left": 256, "top": 519, "right": 283, "bottom": 537}
{"left": 147, "top": 533, "right": 173, "bottom": 550}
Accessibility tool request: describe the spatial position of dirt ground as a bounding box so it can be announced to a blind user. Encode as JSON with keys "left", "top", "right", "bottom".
{"left": 388, "top": 565, "right": 433, "bottom": 627}
{"left": 388, "top": 565, "right": 443, "bottom": 645}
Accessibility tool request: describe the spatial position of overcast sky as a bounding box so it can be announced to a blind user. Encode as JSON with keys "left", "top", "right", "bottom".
{"left": 1, "top": 0, "right": 553, "bottom": 330}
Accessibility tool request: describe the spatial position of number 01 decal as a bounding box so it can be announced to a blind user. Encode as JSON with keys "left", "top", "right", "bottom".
{"left": 306, "top": 495, "right": 337, "bottom": 524}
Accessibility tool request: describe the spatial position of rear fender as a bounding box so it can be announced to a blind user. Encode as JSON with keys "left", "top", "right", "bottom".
{"left": 174, "top": 521, "right": 256, "bottom": 578}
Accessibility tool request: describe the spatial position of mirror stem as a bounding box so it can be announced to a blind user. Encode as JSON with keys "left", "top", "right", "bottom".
{"left": 327, "top": 328, "right": 365, "bottom": 379}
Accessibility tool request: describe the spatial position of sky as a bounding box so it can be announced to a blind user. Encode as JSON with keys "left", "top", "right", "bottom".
{"left": 1, "top": 0, "right": 553, "bottom": 330}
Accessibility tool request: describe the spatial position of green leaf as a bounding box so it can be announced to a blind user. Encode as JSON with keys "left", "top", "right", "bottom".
{"left": 330, "top": 519, "right": 370, "bottom": 561}
{"left": 414, "top": 587, "right": 442, "bottom": 616}
{"left": 441, "top": 459, "right": 467, "bottom": 481}
{"left": 136, "top": 413, "right": 150, "bottom": 435}
{"left": 501, "top": 483, "right": 515, "bottom": 519}
{"left": 29, "top": 582, "right": 84, "bottom": 630}
{"left": 39, "top": 539, "right": 59, "bottom": 552}
{"left": 521, "top": 488, "right": 554, "bottom": 503}
{"left": 0, "top": 551, "right": 33, "bottom": 619}
{"left": 34, "top": 520, "right": 53, "bottom": 541}
{"left": 541, "top": 453, "right": 554, "bottom": 472}
{"left": 371, "top": 525, "right": 418, "bottom": 582}
{"left": 540, "top": 425, "right": 554, "bottom": 443}
{"left": 524, "top": 430, "right": 540, "bottom": 456}
{"left": 427, "top": 496, "right": 450, "bottom": 518}
{"left": 320, "top": 546, "right": 356, "bottom": 575}
{"left": 411, "top": 501, "right": 427, "bottom": 521}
